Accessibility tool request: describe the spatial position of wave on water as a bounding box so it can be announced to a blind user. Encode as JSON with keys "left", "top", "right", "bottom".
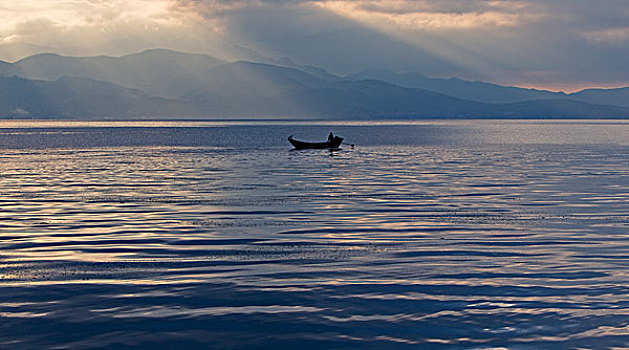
{"left": 1, "top": 121, "right": 628, "bottom": 349}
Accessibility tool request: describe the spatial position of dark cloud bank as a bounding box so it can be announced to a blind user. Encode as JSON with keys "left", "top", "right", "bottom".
{"left": 175, "top": 0, "right": 629, "bottom": 89}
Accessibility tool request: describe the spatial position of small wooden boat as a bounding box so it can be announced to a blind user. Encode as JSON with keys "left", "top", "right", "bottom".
{"left": 288, "top": 135, "right": 344, "bottom": 149}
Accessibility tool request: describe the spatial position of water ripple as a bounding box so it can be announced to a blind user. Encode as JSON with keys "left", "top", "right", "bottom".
{"left": 0, "top": 122, "right": 627, "bottom": 349}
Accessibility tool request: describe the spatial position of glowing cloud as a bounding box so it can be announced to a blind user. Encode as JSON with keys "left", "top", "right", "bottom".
{"left": 0, "top": 0, "right": 222, "bottom": 60}
{"left": 315, "top": 0, "right": 539, "bottom": 30}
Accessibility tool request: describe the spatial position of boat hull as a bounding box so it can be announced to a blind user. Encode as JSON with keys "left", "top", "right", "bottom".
{"left": 288, "top": 136, "right": 344, "bottom": 150}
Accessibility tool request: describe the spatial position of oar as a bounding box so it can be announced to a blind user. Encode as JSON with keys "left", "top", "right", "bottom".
{"left": 342, "top": 141, "right": 355, "bottom": 148}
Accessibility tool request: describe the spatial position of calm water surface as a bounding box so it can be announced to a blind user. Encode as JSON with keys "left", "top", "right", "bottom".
{"left": 0, "top": 120, "right": 628, "bottom": 349}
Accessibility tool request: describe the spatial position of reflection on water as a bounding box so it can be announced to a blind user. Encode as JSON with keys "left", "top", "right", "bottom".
{"left": 1, "top": 121, "right": 628, "bottom": 349}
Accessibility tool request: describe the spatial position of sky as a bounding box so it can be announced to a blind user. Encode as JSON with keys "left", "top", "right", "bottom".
{"left": 0, "top": 0, "right": 628, "bottom": 91}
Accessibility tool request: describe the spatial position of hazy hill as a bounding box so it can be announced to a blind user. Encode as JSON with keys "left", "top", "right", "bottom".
{"left": 185, "top": 61, "right": 338, "bottom": 116}
{"left": 569, "top": 87, "right": 629, "bottom": 108}
{"left": 0, "top": 76, "right": 198, "bottom": 118}
{"left": 1, "top": 49, "right": 628, "bottom": 119}
{"left": 347, "top": 69, "right": 562, "bottom": 103}
{"left": 15, "top": 49, "right": 225, "bottom": 99}
{"left": 347, "top": 68, "right": 629, "bottom": 110}
{"left": 185, "top": 64, "right": 629, "bottom": 119}
{"left": 276, "top": 57, "right": 341, "bottom": 82}
{"left": 280, "top": 79, "right": 493, "bottom": 118}
{"left": 186, "top": 62, "right": 489, "bottom": 117}
{"left": 0, "top": 60, "right": 23, "bottom": 77}
{"left": 283, "top": 80, "right": 629, "bottom": 119}
{"left": 1, "top": 72, "right": 628, "bottom": 119}
{"left": 493, "top": 99, "right": 629, "bottom": 119}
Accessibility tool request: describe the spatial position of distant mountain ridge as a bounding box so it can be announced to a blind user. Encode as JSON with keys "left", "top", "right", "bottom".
{"left": 569, "top": 87, "right": 629, "bottom": 108}
{"left": 15, "top": 49, "right": 225, "bottom": 99}
{"left": 0, "top": 49, "right": 628, "bottom": 119}
{"left": 0, "top": 60, "right": 24, "bottom": 77}
{"left": 346, "top": 69, "right": 562, "bottom": 104}
{"left": 347, "top": 69, "right": 629, "bottom": 108}
{"left": 0, "top": 76, "right": 198, "bottom": 119}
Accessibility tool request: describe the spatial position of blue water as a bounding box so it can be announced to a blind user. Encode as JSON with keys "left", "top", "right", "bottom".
{"left": 1, "top": 120, "right": 628, "bottom": 349}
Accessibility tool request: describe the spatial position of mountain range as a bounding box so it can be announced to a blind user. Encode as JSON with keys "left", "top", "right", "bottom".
{"left": 1, "top": 48, "right": 628, "bottom": 119}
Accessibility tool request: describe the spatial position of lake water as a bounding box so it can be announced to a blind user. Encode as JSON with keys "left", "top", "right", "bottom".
{"left": 1, "top": 120, "right": 628, "bottom": 349}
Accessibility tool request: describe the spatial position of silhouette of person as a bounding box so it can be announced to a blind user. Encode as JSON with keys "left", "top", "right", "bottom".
{"left": 328, "top": 132, "right": 334, "bottom": 142}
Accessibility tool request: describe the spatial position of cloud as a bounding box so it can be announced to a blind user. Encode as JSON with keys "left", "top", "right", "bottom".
{"left": 0, "top": 0, "right": 231, "bottom": 60}
{"left": 0, "top": 0, "right": 627, "bottom": 89}
{"left": 0, "top": 1, "right": 171, "bottom": 44}
{"left": 175, "top": 0, "right": 629, "bottom": 37}
{"left": 183, "top": 0, "right": 629, "bottom": 88}
{"left": 584, "top": 27, "right": 629, "bottom": 45}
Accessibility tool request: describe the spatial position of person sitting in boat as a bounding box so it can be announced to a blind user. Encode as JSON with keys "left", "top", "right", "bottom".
{"left": 328, "top": 132, "right": 334, "bottom": 142}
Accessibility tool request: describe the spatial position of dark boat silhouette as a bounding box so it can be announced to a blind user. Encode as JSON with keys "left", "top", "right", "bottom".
{"left": 288, "top": 135, "right": 344, "bottom": 149}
